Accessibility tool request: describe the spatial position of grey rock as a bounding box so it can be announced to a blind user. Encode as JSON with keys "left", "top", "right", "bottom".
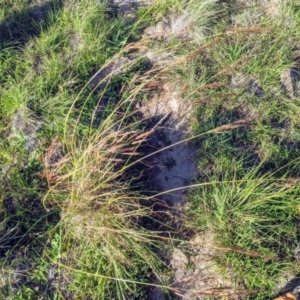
{"left": 144, "top": 14, "right": 203, "bottom": 41}
{"left": 69, "top": 33, "right": 84, "bottom": 51}
{"left": 11, "top": 108, "right": 39, "bottom": 153}
{"left": 102, "top": 0, "right": 153, "bottom": 16}
{"left": 231, "top": 73, "right": 263, "bottom": 97}
{"left": 281, "top": 68, "right": 300, "bottom": 98}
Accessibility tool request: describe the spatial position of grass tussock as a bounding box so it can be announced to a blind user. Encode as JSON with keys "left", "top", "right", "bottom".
{"left": 40, "top": 127, "right": 163, "bottom": 298}
{"left": 0, "top": 0, "right": 172, "bottom": 298}
{"left": 179, "top": 1, "right": 300, "bottom": 298}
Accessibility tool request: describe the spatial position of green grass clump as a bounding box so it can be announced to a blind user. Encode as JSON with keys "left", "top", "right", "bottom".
{"left": 0, "top": 0, "right": 171, "bottom": 298}
{"left": 40, "top": 112, "right": 164, "bottom": 298}
{"left": 189, "top": 166, "right": 300, "bottom": 298}
{"left": 183, "top": 1, "right": 300, "bottom": 298}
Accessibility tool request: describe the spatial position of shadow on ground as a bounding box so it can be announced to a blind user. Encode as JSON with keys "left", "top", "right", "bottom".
{"left": 275, "top": 274, "right": 300, "bottom": 300}
{"left": 0, "top": 0, "right": 64, "bottom": 49}
{"left": 0, "top": 162, "right": 60, "bottom": 298}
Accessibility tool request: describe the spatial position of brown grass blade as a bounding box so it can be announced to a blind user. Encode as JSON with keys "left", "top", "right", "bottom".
{"left": 193, "top": 287, "right": 261, "bottom": 297}
{"left": 215, "top": 245, "right": 278, "bottom": 260}
{"left": 143, "top": 80, "right": 161, "bottom": 91}
{"left": 209, "top": 117, "right": 257, "bottom": 133}
{"left": 225, "top": 26, "right": 271, "bottom": 34}
{"left": 186, "top": 40, "right": 223, "bottom": 61}
{"left": 121, "top": 152, "right": 139, "bottom": 156}
{"left": 123, "top": 42, "right": 145, "bottom": 51}
{"left": 274, "top": 292, "right": 297, "bottom": 300}
{"left": 195, "top": 82, "right": 228, "bottom": 92}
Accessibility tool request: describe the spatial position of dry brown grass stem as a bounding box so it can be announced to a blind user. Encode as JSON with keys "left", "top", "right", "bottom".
{"left": 209, "top": 117, "right": 257, "bottom": 133}
{"left": 123, "top": 42, "right": 145, "bottom": 52}
{"left": 225, "top": 26, "right": 271, "bottom": 34}
{"left": 189, "top": 287, "right": 261, "bottom": 297}
{"left": 185, "top": 40, "right": 223, "bottom": 61}
{"left": 193, "top": 81, "right": 228, "bottom": 92}
{"left": 214, "top": 245, "right": 278, "bottom": 260}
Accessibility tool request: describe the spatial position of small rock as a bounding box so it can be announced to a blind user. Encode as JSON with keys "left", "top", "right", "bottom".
{"left": 69, "top": 33, "right": 84, "bottom": 51}
{"left": 11, "top": 108, "right": 39, "bottom": 153}
{"left": 281, "top": 68, "right": 300, "bottom": 98}
{"left": 294, "top": 245, "right": 300, "bottom": 259}
{"left": 110, "top": 0, "right": 153, "bottom": 16}
{"left": 32, "top": 56, "right": 44, "bottom": 75}
{"left": 248, "top": 78, "right": 263, "bottom": 97}
{"left": 144, "top": 14, "right": 200, "bottom": 41}
{"left": 264, "top": 0, "right": 285, "bottom": 17}
{"left": 231, "top": 72, "right": 263, "bottom": 97}
{"left": 170, "top": 249, "right": 189, "bottom": 282}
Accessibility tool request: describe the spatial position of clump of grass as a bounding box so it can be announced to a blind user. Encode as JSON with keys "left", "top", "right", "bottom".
{"left": 179, "top": 1, "right": 300, "bottom": 298}
{"left": 188, "top": 162, "right": 300, "bottom": 299}
{"left": 0, "top": 0, "right": 175, "bottom": 298}
{"left": 40, "top": 126, "right": 163, "bottom": 298}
